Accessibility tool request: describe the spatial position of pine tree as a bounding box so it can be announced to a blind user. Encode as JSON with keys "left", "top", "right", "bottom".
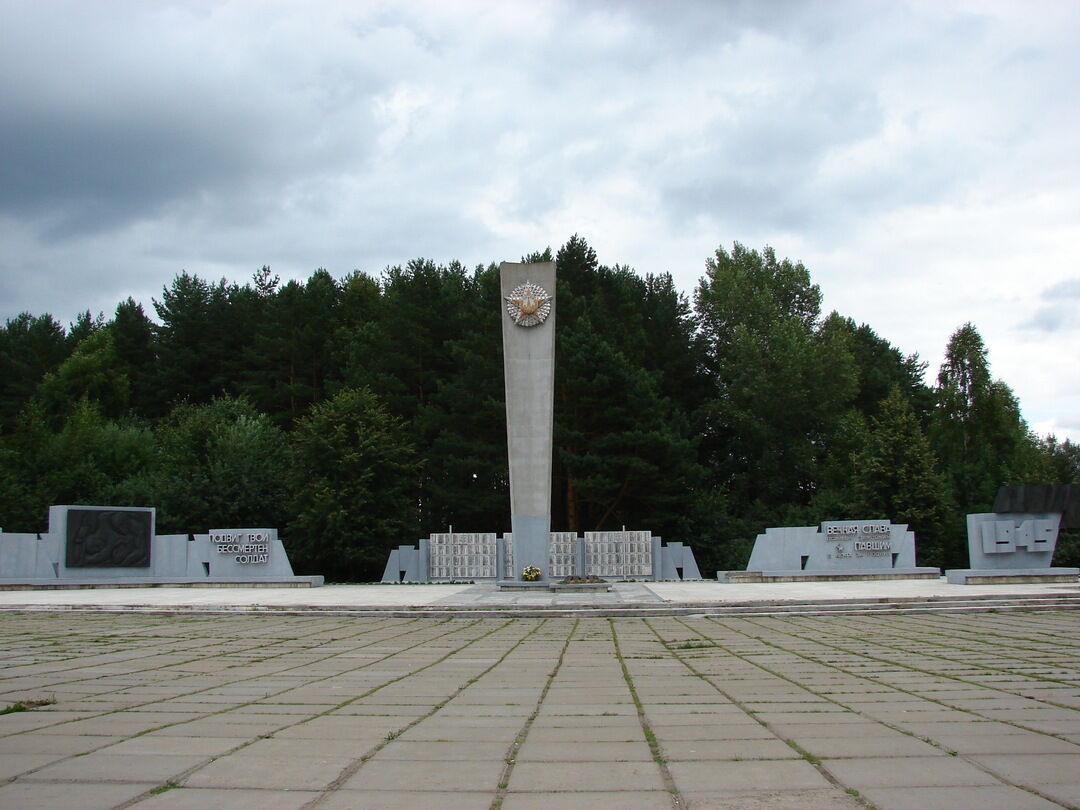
{"left": 0, "top": 313, "right": 69, "bottom": 432}
{"left": 694, "top": 243, "right": 857, "bottom": 513}
{"left": 288, "top": 387, "right": 420, "bottom": 581}
{"left": 852, "top": 387, "right": 954, "bottom": 566}
{"left": 932, "top": 323, "right": 1048, "bottom": 511}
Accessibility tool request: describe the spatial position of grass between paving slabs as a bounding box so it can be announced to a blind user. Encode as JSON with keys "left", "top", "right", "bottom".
{"left": 2, "top": 612, "right": 1078, "bottom": 807}
{"left": 488, "top": 618, "right": 580, "bottom": 810}
{"left": 766, "top": 612, "right": 1080, "bottom": 702}
{"left": 0, "top": 698, "right": 55, "bottom": 715}
{"left": 124, "top": 617, "right": 536, "bottom": 806}
{"left": 720, "top": 613, "right": 1080, "bottom": 742}
{"left": 672, "top": 613, "right": 1080, "bottom": 810}
{"left": 300, "top": 616, "right": 549, "bottom": 804}
{"left": 609, "top": 618, "right": 683, "bottom": 806}
{"left": 0, "top": 616, "right": 501, "bottom": 800}
{"left": 643, "top": 617, "right": 880, "bottom": 810}
{"left": 0, "top": 616, "right": 451, "bottom": 763}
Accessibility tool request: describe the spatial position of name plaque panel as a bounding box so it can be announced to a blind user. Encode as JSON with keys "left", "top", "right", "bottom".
{"left": 429, "top": 533, "right": 498, "bottom": 580}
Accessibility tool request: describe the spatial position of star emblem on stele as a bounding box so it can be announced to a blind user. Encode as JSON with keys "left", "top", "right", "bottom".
{"left": 505, "top": 281, "right": 552, "bottom": 327}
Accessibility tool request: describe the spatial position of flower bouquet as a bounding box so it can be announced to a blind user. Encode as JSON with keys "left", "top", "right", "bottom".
{"left": 521, "top": 565, "right": 542, "bottom": 582}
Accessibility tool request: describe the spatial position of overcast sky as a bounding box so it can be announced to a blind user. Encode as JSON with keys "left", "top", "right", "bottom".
{"left": 2, "top": 0, "right": 1078, "bottom": 440}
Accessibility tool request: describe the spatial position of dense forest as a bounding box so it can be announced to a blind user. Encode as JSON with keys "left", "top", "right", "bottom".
{"left": 1, "top": 237, "right": 1077, "bottom": 580}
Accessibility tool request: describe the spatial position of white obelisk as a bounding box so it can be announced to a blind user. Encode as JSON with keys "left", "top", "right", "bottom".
{"left": 499, "top": 261, "right": 556, "bottom": 581}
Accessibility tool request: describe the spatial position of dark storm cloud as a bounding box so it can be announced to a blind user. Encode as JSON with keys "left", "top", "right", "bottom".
{"left": 0, "top": 0, "right": 387, "bottom": 240}
{"left": 1021, "top": 278, "right": 1080, "bottom": 333}
{"left": 0, "top": 106, "right": 263, "bottom": 236}
{"left": 0, "top": 0, "right": 1078, "bottom": 437}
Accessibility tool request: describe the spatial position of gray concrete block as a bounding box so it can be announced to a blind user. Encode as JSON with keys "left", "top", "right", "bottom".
{"left": 736, "top": 519, "right": 940, "bottom": 580}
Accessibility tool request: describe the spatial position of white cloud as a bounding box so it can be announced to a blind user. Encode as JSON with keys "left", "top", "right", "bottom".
{"left": 1, "top": 0, "right": 1079, "bottom": 439}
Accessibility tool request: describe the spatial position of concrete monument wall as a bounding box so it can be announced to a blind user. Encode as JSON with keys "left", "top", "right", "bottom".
{"left": 946, "top": 511, "right": 1078, "bottom": 584}
{"left": 720, "top": 519, "right": 940, "bottom": 582}
{"left": 382, "top": 530, "right": 701, "bottom": 582}
{"left": 0, "top": 505, "right": 321, "bottom": 586}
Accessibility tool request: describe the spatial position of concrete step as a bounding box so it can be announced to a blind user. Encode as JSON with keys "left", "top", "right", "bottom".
{"left": 6, "top": 593, "right": 1079, "bottom": 619}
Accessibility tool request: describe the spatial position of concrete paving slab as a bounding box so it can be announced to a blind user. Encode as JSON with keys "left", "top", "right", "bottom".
{"left": 371, "top": 741, "right": 510, "bottom": 761}
{"left": 795, "top": 734, "right": 942, "bottom": 758}
{"left": 0, "top": 779, "right": 159, "bottom": 810}
{"left": 26, "top": 752, "right": 207, "bottom": 782}
{"left": 317, "top": 790, "right": 495, "bottom": 809}
{"left": 507, "top": 761, "right": 666, "bottom": 792}
{"left": 659, "top": 739, "right": 800, "bottom": 760}
{"left": 667, "top": 760, "right": 831, "bottom": 792}
{"left": 967, "top": 753, "right": 1080, "bottom": 785}
{"left": 1036, "top": 783, "right": 1080, "bottom": 805}
{"left": 501, "top": 791, "right": 675, "bottom": 809}
{"left": 857, "top": 784, "right": 1063, "bottom": 810}
{"left": 929, "top": 733, "right": 1080, "bottom": 755}
{"left": 822, "top": 756, "right": 1000, "bottom": 788}
{"left": 525, "top": 725, "right": 645, "bottom": 743}
{"left": 0, "top": 733, "right": 110, "bottom": 755}
{"left": 134, "top": 787, "right": 320, "bottom": 809}
{"left": 679, "top": 789, "right": 865, "bottom": 809}
{"left": 339, "top": 758, "right": 505, "bottom": 792}
{"left": 515, "top": 740, "right": 653, "bottom": 761}
{"left": 184, "top": 753, "right": 354, "bottom": 790}
{"left": 649, "top": 723, "right": 778, "bottom": 741}
{"left": 0, "top": 753, "right": 70, "bottom": 779}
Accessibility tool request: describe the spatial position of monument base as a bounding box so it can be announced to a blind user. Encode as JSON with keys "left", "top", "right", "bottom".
{"left": 0, "top": 577, "right": 324, "bottom": 589}
{"left": 495, "top": 580, "right": 613, "bottom": 592}
{"left": 718, "top": 568, "right": 941, "bottom": 583}
{"left": 945, "top": 568, "right": 1079, "bottom": 585}
{"left": 495, "top": 580, "right": 549, "bottom": 591}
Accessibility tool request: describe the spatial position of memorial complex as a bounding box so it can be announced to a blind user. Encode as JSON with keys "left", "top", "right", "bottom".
{"left": 383, "top": 260, "right": 702, "bottom": 584}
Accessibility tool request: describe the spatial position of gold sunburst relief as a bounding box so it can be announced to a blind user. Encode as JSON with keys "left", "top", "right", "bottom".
{"left": 504, "top": 281, "right": 552, "bottom": 327}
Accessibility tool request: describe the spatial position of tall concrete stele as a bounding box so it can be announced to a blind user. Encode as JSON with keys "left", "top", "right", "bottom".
{"left": 500, "top": 261, "right": 556, "bottom": 581}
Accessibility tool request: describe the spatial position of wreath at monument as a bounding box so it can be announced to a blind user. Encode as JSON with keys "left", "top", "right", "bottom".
{"left": 521, "top": 565, "right": 542, "bottom": 582}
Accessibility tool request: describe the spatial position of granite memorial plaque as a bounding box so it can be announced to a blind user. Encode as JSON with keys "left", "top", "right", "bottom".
{"left": 65, "top": 507, "right": 152, "bottom": 568}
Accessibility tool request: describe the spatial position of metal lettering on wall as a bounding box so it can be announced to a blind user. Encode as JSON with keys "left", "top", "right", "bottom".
{"left": 210, "top": 531, "right": 271, "bottom": 564}
{"left": 826, "top": 523, "right": 893, "bottom": 559}
{"left": 66, "top": 509, "right": 152, "bottom": 568}
{"left": 429, "top": 533, "right": 498, "bottom": 579}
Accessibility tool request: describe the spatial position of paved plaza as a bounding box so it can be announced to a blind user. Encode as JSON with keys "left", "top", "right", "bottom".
{"left": 0, "top": 607, "right": 1078, "bottom": 809}
{"left": 1, "top": 579, "right": 1079, "bottom": 612}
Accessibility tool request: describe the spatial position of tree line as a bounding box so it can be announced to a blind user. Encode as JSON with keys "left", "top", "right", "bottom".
{"left": 1, "top": 237, "right": 1077, "bottom": 580}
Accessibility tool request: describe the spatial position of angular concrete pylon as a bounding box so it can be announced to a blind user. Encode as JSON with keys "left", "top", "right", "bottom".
{"left": 500, "top": 261, "right": 556, "bottom": 581}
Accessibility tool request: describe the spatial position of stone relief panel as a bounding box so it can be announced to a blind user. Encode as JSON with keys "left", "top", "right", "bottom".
{"left": 65, "top": 508, "right": 152, "bottom": 568}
